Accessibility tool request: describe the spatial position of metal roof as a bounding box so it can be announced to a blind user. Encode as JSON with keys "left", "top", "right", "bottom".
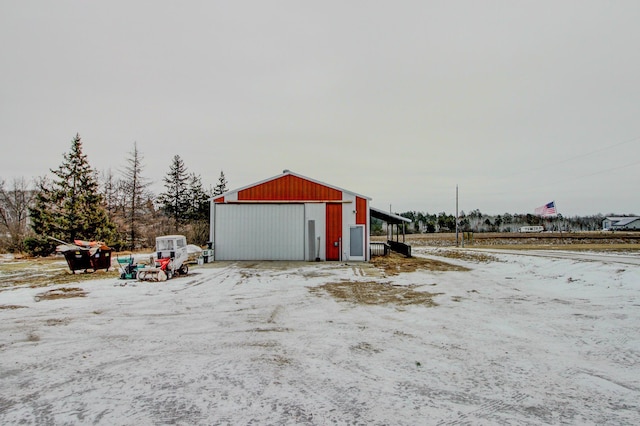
{"left": 607, "top": 217, "right": 640, "bottom": 226}
{"left": 211, "top": 170, "right": 371, "bottom": 201}
{"left": 370, "top": 206, "right": 412, "bottom": 224}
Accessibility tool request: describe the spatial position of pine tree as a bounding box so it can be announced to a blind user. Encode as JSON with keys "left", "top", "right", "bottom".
{"left": 157, "top": 155, "right": 191, "bottom": 231}
{"left": 28, "top": 134, "right": 116, "bottom": 254}
{"left": 29, "top": 177, "right": 54, "bottom": 236}
{"left": 213, "top": 170, "right": 228, "bottom": 196}
{"left": 25, "top": 177, "right": 57, "bottom": 256}
{"left": 187, "top": 173, "right": 210, "bottom": 221}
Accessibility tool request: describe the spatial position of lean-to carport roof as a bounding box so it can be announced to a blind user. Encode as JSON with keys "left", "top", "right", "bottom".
{"left": 370, "top": 207, "right": 412, "bottom": 224}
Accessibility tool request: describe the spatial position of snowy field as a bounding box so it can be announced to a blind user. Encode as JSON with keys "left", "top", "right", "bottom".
{"left": 1, "top": 249, "right": 639, "bottom": 425}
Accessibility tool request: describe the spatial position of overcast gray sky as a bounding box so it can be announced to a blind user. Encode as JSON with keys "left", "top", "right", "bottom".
{"left": 1, "top": 1, "right": 639, "bottom": 216}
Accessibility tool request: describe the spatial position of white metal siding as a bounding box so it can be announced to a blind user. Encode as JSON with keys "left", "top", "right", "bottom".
{"left": 304, "top": 203, "right": 326, "bottom": 261}
{"left": 214, "top": 204, "right": 305, "bottom": 260}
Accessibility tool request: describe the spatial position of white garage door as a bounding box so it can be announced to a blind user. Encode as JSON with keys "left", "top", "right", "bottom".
{"left": 214, "top": 204, "right": 305, "bottom": 260}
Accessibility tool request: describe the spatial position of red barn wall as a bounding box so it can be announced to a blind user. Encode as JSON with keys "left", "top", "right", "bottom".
{"left": 356, "top": 197, "right": 367, "bottom": 225}
{"left": 325, "top": 203, "right": 342, "bottom": 261}
{"left": 238, "top": 175, "right": 342, "bottom": 201}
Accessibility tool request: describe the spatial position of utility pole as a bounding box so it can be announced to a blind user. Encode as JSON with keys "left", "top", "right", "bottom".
{"left": 455, "top": 185, "right": 459, "bottom": 246}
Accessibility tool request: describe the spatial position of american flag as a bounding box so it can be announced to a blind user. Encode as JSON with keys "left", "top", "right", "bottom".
{"left": 535, "top": 201, "right": 557, "bottom": 217}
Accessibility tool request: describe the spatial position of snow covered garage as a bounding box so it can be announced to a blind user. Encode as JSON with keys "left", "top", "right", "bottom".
{"left": 209, "top": 170, "right": 370, "bottom": 261}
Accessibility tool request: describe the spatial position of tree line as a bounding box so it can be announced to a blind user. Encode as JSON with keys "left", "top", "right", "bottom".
{"left": 2, "top": 134, "right": 634, "bottom": 254}
{"left": 394, "top": 209, "right": 617, "bottom": 234}
{"left": 0, "top": 134, "right": 227, "bottom": 255}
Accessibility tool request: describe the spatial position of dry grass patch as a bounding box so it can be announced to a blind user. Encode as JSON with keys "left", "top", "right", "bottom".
{"left": 370, "top": 252, "right": 468, "bottom": 275}
{"left": 0, "top": 304, "right": 27, "bottom": 310}
{"left": 351, "top": 342, "right": 382, "bottom": 353}
{"left": 45, "top": 318, "right": 73, "bottom": 326}
{"left": 0, "top": 257, "right": 118, "bottom": 290}
{"left": 373, "top": 232, "right": 640, "bottom": 250}
{"left": 429, "top": 249, "right": 499, "bottom": 263}
{"left": 27, "top": 332, "right": 40, "bottom": 342}
{"left": 254, "top": 354, "right": 293, "bottom": 366}
{"left": 470, "top": 243, "right": 640, "bottom": 252}
{"left": 34, "top": 287, "right": 87, "bottom": 302}
{"left": 248, "top": 327, "right": 292, "bottom": 333}
{"left": 311, "top": 280, "right": 443, "bottom": 307}
{"left": 246, "top": 341, "right": 280, "bottom": 349}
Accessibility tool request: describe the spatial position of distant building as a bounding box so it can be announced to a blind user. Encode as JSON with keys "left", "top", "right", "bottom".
{"left": 602, "top": 216, "right": 640, "bottom": 231}
{"left": 210, "top": 170, "right": 371, "bottom": 261}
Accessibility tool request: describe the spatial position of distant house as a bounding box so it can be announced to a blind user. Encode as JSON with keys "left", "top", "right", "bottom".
{"left": 602, "top": 216, "right": 640, "bottom": 231}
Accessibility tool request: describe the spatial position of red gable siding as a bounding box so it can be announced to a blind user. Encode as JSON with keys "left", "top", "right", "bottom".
{"left": 238, "top": 175, "right": 342, "bottom": 201}
{"left": 214, "top": 196, "right": 224, "bottom": 203}
{"left": 326, "top": 203, "right": 342, "bottom": 260}
{"left": 356, "top": 197, "right": 367, "bottom": 225}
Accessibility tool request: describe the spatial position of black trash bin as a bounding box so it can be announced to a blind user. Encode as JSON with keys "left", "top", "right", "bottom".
{"left": 61, "top": 244, "right": 112, "bottom": 273}
{"left": 90, "top": 248, "right": 113, "bottom": 271}
{"left": 63, "top": 249, "right": 93, "bottom": 273}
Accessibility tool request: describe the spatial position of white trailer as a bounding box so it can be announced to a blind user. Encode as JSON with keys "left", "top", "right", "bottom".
{"left": 518, "top": 226, "right": 544, "bottom": 233}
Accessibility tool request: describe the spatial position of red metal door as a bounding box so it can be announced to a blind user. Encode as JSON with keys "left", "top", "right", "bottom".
{"left": 325, "top": 203, "right": 342, "bottom": 261}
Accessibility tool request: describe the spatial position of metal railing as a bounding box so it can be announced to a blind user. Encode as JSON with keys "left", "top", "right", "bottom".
{"left": 387, "top": 240, "right": 412, "bottom": 257}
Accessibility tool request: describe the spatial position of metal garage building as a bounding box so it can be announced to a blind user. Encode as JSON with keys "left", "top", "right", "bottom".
{"left": 209, "top": 170, "right": 370, "bottom": 261}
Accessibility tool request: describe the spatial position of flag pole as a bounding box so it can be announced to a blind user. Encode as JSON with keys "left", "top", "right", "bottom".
{"left": 556, "top": 200, "right": 564, "bottom": 243}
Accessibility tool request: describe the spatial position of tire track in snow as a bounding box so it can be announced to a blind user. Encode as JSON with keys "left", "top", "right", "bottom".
{"left": 436, "top": 391, "right": 529, "bottom": 425}
{"left": 567, "top": 367, "right": 640, "bottom": 392}
{"left": 173, "top": 265, "right": 237, "bottom": 291}
{"left": 469, "top": 249, "right": 640, "bottom": 266}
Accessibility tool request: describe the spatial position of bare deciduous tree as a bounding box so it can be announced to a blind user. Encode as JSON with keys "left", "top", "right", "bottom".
{"left": 121, "top": 143, "right": 152, "bottom": 250}
{"left": 0, "top": 177, "right": 35, "bottom": 252}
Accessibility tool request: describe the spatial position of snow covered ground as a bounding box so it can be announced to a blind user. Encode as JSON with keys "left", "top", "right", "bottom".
{"left": 1, "top": 249, "right": 639, "bottom": 425}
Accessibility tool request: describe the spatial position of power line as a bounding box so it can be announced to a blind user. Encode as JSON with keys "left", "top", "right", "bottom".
{"left": 566, "top": 159, "right": 640, "bottom": 181}
{"left": 425, "top": 135, "right": 640, "bottom": 215}
{"left": 476, "top": 157, "right": 640, "bottom": 198}
{"left": 506, "top": 135, "right": 640, "bottom": 178}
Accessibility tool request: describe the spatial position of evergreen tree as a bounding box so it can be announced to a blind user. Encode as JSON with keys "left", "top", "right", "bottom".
{"left": 187, "top": 173, "right": 210, "bottom": 221}
{"left": 157, "top": 155, "right": 191, "bottom": 231}
{"left": 213, "top": 170, "right": 228, "bottom": 196}
{"left": 183, "top": 173, "right": 211, "bottom": 245}
{"left": 24, "top": 181, "right": 57, "bottom": 256}
{"left": 28, "top": 134, "right": 116, "bottom": 253}
{"left": 28, "top": 177, "right": 54, "bottom": 240}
